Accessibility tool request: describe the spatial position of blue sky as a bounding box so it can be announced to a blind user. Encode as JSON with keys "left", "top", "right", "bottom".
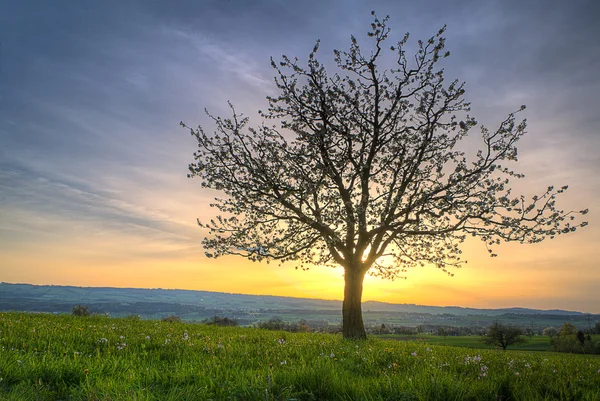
{"left": 1, "top": 0, "right": 599, "bottom": 311}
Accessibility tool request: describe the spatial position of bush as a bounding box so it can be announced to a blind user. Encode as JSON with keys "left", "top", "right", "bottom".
{"left": 71, "top": 305, "right": 90, "bottom": 317}
{"left": 551, "top": 331, "right": 600, "bottom": 354}
{"left": 551, "top": 335, "right": 582, "bottom": 353}
{"left": 203, "top": 316, "right": 238, "bottom": 327}
{"left": 550, "top": 323, "right": 600, "bottom": 354}
{"left": 256, "top": 318, "right": 312, "bottom": 332}
{"left": 161, "top": 315, "right": 182, "bottom": 323}
{"left": 393, "top": 326, "right": 418, "bottom": 335}
{"left": 257, "top": 318, "right": 287, "bottom": 331}
{"left": 542, "top": 327, "right": 559, "bottom": 338}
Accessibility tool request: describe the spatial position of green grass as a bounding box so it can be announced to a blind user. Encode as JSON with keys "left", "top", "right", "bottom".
{"left": 1, "top": 312, "right": 600, "bottom": 400}
{"left": 376, "top": 334, "right": 557, "bottom": 352}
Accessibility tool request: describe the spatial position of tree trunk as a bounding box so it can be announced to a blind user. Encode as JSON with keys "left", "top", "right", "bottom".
{"left": 342, "top": 267, "right": 367, "bottom": 339}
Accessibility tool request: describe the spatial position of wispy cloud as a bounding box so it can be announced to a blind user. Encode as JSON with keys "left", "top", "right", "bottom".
{"left": 0, "top": 164, "right": 200, "bottom": 256}
{"left": 161, "top": 26, "right": 273, "bottom": 92}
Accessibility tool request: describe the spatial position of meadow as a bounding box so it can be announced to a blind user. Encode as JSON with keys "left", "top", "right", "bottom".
{"left": 1, "top": 312, "right": 599, "bottom": 400}
{"left": 376, "top": 334, "right": 554, "bottom": 352}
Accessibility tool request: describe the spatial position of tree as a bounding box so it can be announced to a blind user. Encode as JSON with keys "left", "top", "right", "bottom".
{"left": 552, "top": 322, "right": 587, "bottom": 353}
{"left": 542, "top": 327, "right": 558, "bottom": 338}
{"left": 437, "top": 327, "right": 449, "bottom": 338}
{"left": 71, "top": 304, "right": 90, "bottom": 317}
{"left": 183, "top": 12, "right": 588, "bottom": 339}
{"left": 482, "top": 322, "right": 526, "bottom": 350}
{"left": 524, "top": 327, "right": 534, "bottom": 339}
{"left": 560, "top": 322, "right": 578, "bottom": 336}
{"left": 577, "top": 330, "right": 586, "bottom": 345}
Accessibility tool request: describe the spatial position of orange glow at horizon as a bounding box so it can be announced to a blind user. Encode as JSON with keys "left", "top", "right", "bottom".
{"left": 3, "top": 226, "right": 599, "bottom": 313}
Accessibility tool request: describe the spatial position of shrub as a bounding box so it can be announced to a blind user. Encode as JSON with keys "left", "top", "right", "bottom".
{"left": 203, "top": 316, "right": 238, "bottom": 326}
{"left": 551, "top": 327, "right": 600, "bottom": 354}
{"left": 255, "top": 318, "right": 312, "bottom": 332}
{"left": 161, "top": 315, "right": 182, "bottom": 323}
{"left": 257, "top": 318, "right": 287, "bottom": 331}
{"left": 552, "top": 335, "right": 583, "bottom": 353}
{"left": 71, "top": 305, "right": 90, "bottom": 317}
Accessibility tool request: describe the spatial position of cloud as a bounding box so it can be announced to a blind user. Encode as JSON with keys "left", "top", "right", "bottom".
{"left": 0, "top": 163, "right": 200, "bottom": 256}
{"left": 161, "top": 27, "right": 273, "bottom": 92}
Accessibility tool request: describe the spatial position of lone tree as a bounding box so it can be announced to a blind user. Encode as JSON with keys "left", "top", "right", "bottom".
{"left": 482, "top": 322, "right": 526, "bottom": 350}
{"left": 183, "top": 13, "right": 588, "bottom": 339}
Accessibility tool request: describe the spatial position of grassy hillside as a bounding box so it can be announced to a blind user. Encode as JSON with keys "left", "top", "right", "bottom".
{"left": 376, "top": 334, "right": 556, "bottom": 352}
{"left": 1, "top": 312, "right": 599, "bottom": 400}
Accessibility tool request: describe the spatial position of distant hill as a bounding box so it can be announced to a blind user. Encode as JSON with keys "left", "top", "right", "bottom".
{"left": 0, "top": 282, "right": 588, "bottom": 319}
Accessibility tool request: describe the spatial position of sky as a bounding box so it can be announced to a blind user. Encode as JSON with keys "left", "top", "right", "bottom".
{"left": 1, "top": 0, "right": 599, "bottom": 313}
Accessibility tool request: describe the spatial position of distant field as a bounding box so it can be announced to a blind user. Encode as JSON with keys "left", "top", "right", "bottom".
{"left": 377, "top": 334, "right": 559, "bottom": 352}
{"left": 2, "top": 283, "right": 597, "bottom": 331}
{"left": 1, "top": 312, "right": 600, "bottom": 400}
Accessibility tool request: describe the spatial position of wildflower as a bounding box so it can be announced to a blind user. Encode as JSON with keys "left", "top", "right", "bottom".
{"left": 411, "top": 351, "right": 417, "bottom": 357}
{"left": 280, "top": 360, "right": 287, "bottom": 365}
{"left": 145, "top": 335, "right": 150, "bottom": 340}
{"left": 472, "top": 355, "right": 481, "bottom": 363}
{"left": 330, "top": 353, "right": 335, "bottom": 358}
{"left": 217, "top": 343, "right": 223, "bottom": 348}
{"left": 277, "top": 338, "right": 285, "bottom": 345}
{"left": 119, "top": 336, "right": 125, "bottom": 339}
{"left": 553, "top": 369, "right": 557, "bottom": 373}
{"left": 426, "top": 347, "right": 431, "bottom": 352}
{"left": 515, "top": 372, "right": 519, "bottom": 376}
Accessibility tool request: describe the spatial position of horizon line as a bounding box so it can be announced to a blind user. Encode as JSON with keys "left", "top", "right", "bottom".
{"left": 2, "top": 281, "right": 593, "bottom": 315}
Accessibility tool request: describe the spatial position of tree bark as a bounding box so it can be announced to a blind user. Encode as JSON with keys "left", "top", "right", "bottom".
{"left": 342, "top": 267, "right": 367, "bottom": 339}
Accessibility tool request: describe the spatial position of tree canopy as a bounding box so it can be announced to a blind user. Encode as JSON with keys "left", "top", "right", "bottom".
{"left": 184, "top": 12, "right": 588, "bottom": 339}
{"left": 482, "top": 322, "right": 526, "bottom": 350}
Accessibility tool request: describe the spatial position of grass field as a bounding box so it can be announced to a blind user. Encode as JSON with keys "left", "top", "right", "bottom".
{"left": 376, "top": 334, "right": 555, "bottom": 352}
{"left": 1, "top": 312, "right": 600, "bottom": 400}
